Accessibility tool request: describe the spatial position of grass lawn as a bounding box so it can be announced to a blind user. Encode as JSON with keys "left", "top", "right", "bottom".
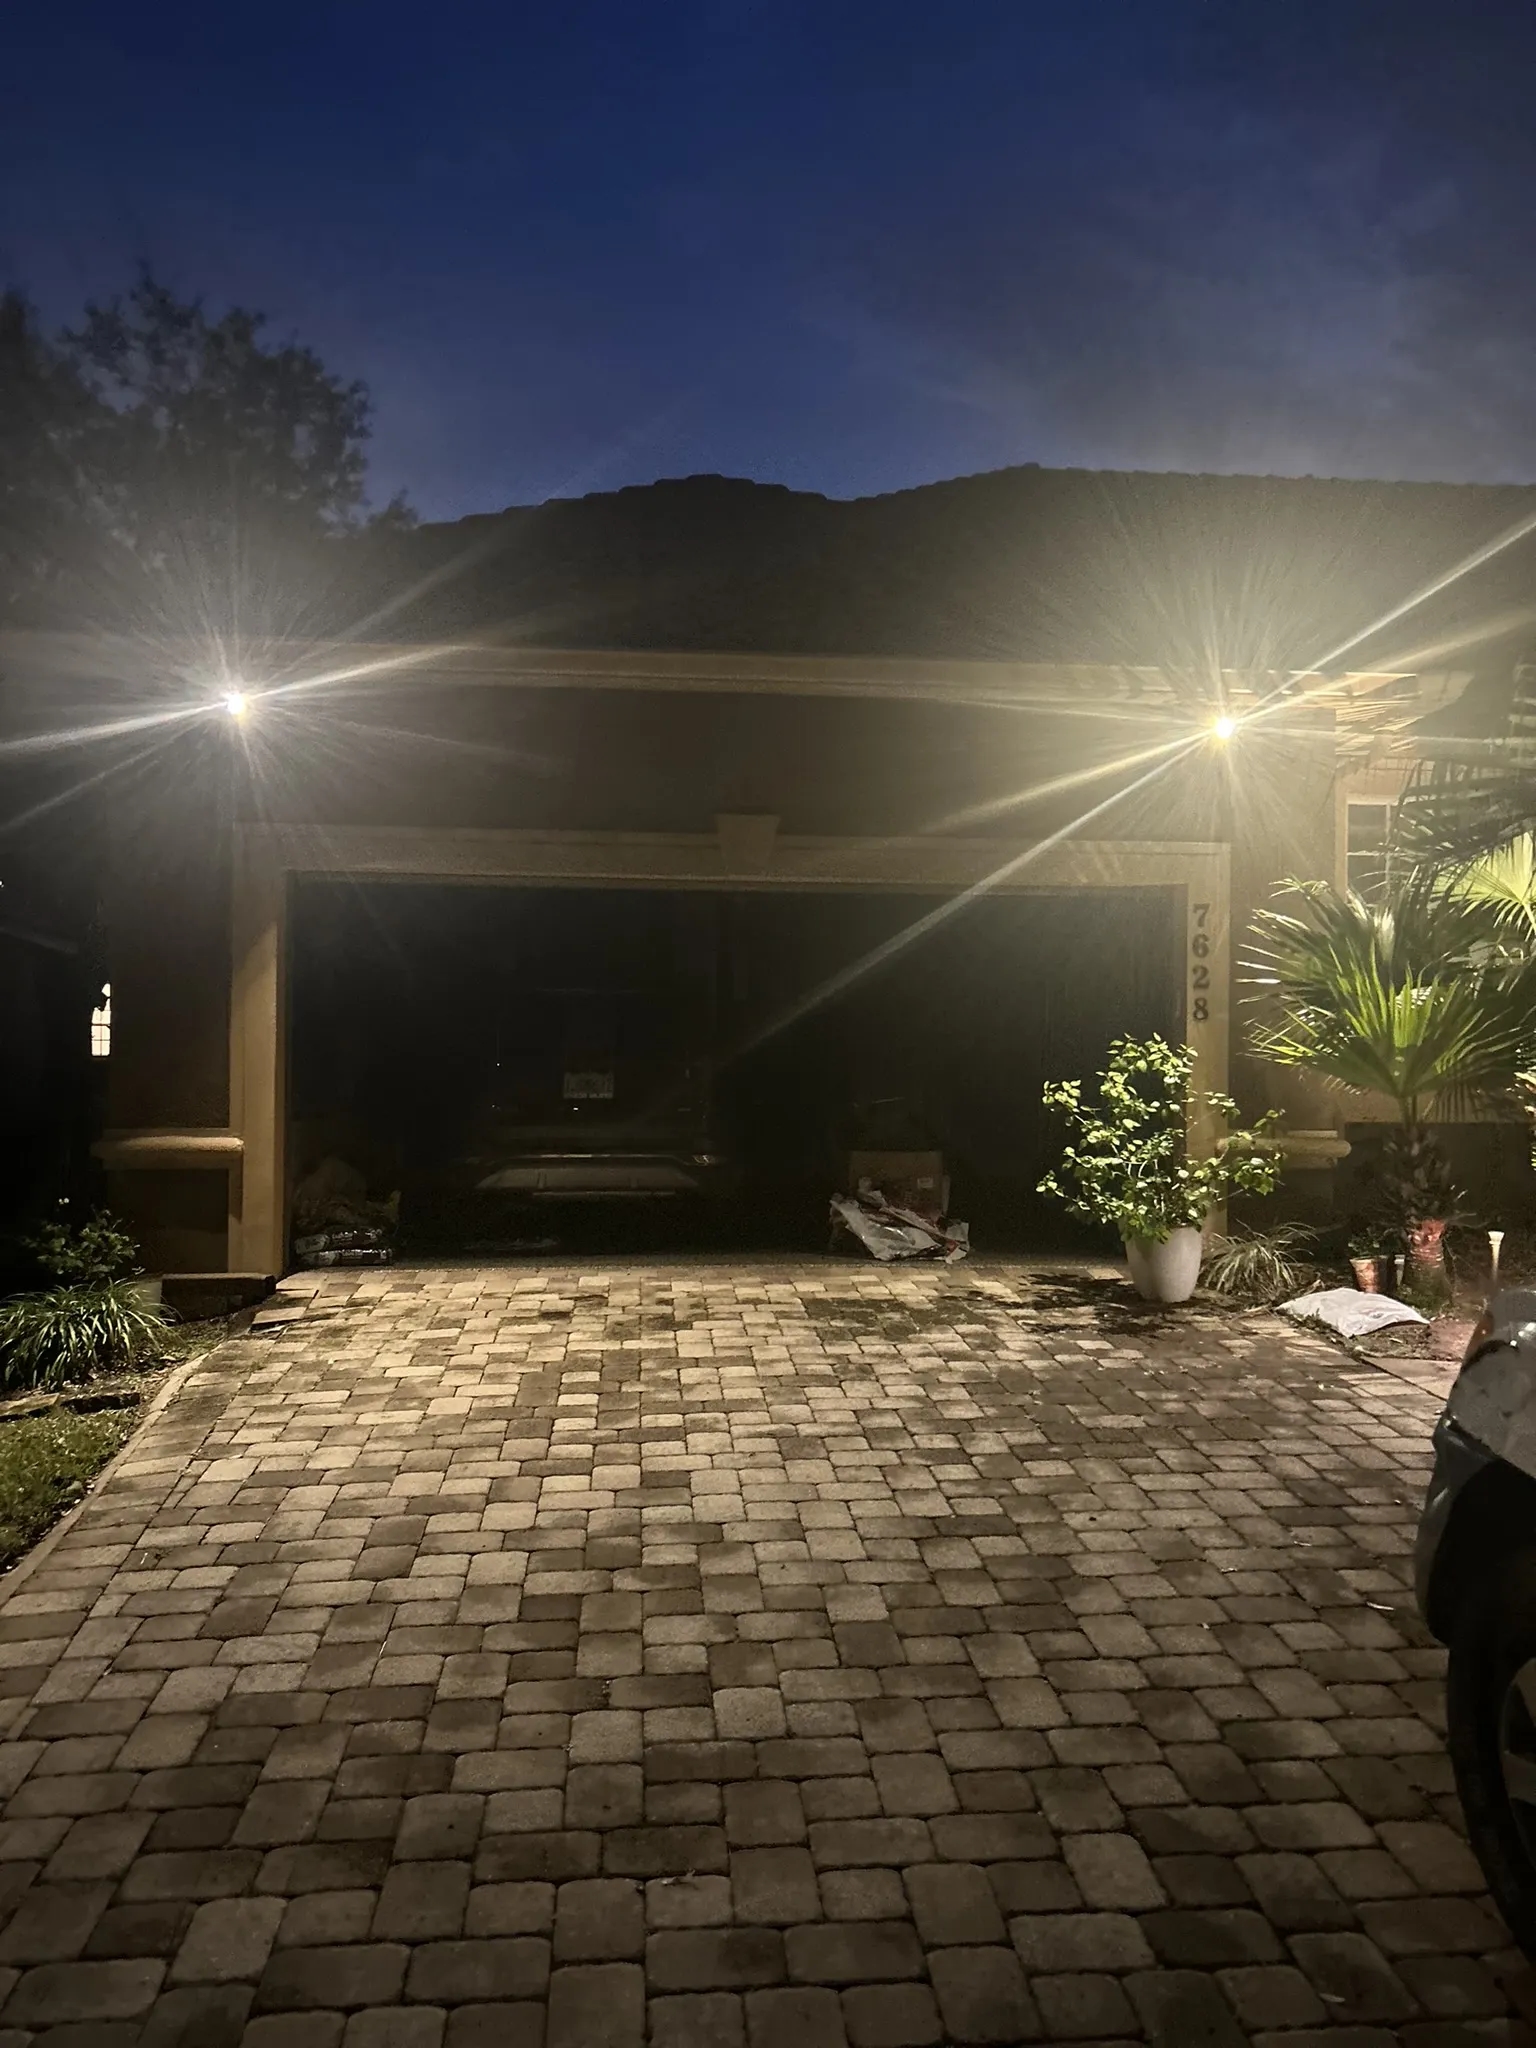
{"left": 0, "top": 1407, "right": 135, "bottom": 1573}
{"left": 0, "top": 1315, "right": 233, "bottom": 1577}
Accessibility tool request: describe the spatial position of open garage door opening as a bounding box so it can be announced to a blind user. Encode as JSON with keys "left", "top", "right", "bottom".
{"left": 288, "top": 880, "right": 1181, "bottom": 1259}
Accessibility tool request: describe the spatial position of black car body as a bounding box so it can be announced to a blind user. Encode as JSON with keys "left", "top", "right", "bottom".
{"left": 1417, "top": 1288, "right": 1536, "bottom": 1954}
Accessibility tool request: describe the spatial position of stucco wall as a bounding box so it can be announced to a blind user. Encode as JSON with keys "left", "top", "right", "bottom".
{"left": 103, "top": 741, "right": 233, "bottom": 1271}
{"left": 234, "top": 686, "right": 1250, "bottom": 840}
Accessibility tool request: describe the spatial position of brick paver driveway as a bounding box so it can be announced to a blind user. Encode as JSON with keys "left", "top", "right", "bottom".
{"left": 0, "top": 1260, "right": 1525, "bottom": 2047}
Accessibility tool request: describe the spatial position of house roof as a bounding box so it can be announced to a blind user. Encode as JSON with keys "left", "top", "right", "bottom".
{"left": 9, "top": 467, "right": 1536, "bottom": 741}
{"left": 348, "top": 467, "right": 1536, "bottom": 694}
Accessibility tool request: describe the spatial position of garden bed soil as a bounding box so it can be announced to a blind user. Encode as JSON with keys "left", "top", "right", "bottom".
{"left": 1350, "top": 1315, "right": 1478, "bottom": 1362}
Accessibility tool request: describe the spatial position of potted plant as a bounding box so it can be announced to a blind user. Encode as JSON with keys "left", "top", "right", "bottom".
{"left": 1347, "top": 1223, "right": 1386, "bottom": 1293}
{"left": 1039, "top": 1035, "right": 1283, "bottom": 1303}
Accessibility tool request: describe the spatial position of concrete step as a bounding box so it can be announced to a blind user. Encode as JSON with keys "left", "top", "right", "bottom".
{"left": 160, "top": 1272, "right": 274, "bottom": 1319}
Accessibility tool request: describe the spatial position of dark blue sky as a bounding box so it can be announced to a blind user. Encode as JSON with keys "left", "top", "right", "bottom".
{"left": 5, "top": 2, "right": 1536, "bottom": 520}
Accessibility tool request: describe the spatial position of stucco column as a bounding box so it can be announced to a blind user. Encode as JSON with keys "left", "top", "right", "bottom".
{"left": 228, "top": 830, "right": 287, "bottom": 1274}
{"left": 1183, "top": 849, "right": 1230, "bottom": 1120}
{"left": 1180, "top": 849, "right": 1232, "bottom": 1234}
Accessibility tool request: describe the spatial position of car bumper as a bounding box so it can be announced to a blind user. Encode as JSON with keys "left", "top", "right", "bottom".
{"left": 1415, "top": 1414, "right": 1497, "bottom": 1633}
{"left": 473, "top": 1153, "right": 734, "bottom": 1198}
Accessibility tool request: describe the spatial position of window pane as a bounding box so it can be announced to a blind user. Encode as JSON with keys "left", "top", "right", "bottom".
{"left": 1347, "top": 802, "right": 1392, "bottom": 852}
{"left": 90, "top": 984, "right": 111, "bottom": 1060}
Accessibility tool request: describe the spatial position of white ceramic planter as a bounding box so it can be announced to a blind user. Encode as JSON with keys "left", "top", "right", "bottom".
{"left": 1123, "top": 1227, "right": 1203, "bottom": 1304}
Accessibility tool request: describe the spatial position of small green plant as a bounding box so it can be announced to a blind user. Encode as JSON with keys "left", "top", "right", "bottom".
{"left": 23, "top": 1203, "right": 141, "bottom": 1288}
{"left": 0, "top": 1284, "right": 167, "bottom": 1392}
{"left": 1039, "top": 1035, "right": 1283, "bottom": 1242}
{"left": 1204, "top": 1223, "right": 1316, "bottom": 1303}
{"left": 1347, "top": 1218, "right": 1393, "bottom": 1258}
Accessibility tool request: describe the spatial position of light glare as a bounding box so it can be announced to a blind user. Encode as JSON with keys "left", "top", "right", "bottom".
{"left": 1211, "top": 714, "right": 1237, "bottom": 741}
{"left": 222, "top": 690, "right": 249, "bottom": 720}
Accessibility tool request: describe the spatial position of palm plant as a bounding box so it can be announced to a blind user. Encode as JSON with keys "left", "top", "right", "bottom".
{"left": 1246, "top": 879, "right": 1536, "bottom": 1272}
{"left": 1248, "top": 882, "right": 1536, "bottom": 1122}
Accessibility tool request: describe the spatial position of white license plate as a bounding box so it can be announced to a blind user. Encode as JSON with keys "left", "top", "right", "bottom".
{"left": 563, "top": 1071, "right": 615, "bottom": 1100}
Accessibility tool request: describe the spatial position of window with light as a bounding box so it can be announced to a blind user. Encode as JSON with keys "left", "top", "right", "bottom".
{"left": 90, "top": 984, "right": 112, "bottom": 1060}
{"left": 1345, "top": 802, "right": 1393, "bottom": 902}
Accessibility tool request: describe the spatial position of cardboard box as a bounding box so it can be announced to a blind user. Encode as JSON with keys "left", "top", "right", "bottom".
{"left": 847, "top": 1150, "right": 949, "bottom": 1220}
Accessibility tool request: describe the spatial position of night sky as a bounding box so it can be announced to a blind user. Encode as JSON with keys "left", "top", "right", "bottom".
{"left": 4, "top": 2, "right": 1536, "bottom": 521}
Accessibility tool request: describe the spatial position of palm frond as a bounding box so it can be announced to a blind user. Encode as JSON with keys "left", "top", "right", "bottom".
{"left": 1395, "top": 759, "right": 1536, "bottom": 869}
{"left": 1438, "top": 836, "right": 1536, "bottom": 948}
{"left": 1396, "top": 661, "right": 1536, "bottom": 869}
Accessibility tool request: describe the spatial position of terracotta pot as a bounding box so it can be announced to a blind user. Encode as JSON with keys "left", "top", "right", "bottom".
{"left": 1350, "top": 1256, "right": 1382, "bottom": 1294}
{"left": 1124, "top": 1227, "right": 1203, "bottom": 1304}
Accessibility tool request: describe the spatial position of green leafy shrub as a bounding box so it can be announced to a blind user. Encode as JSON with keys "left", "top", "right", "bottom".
{"left": 1039, "top": 1035, "right": 1283, "bottom": 1243}
{"left": 1204, "top": 1223, "right": 1316, "bottom": 1302}
{"left": 23, "top": 1203, "right": 141, "bottom": 1288}
{"left": 0, "top": 1284, "right": 167, "bottom": 1391}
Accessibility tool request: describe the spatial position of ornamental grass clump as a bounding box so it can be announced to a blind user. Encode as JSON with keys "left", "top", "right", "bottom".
{"left": 1039, "top": 1034, "right": 1283, "bottom": 1242}
{"left": 1203, "top": 1223, "right": 1316, "bottom": 1303}
{"left": 0, "top": 1284, "right": 167, "bottom": 1392}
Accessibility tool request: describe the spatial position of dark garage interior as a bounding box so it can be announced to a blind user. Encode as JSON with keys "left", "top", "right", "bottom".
{"left": 288, "top": 879, "right": 1181, "bottom": 1257}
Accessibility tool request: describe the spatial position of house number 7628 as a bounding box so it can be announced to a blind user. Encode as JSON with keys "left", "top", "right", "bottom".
{"left": 1190, "top": 902, "right": 1212, "bottom": 1025}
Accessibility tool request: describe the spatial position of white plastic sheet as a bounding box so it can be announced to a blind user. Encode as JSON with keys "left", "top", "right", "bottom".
{"left": 1279, "top": 1286, "right": 1427, "bottom": 1336}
